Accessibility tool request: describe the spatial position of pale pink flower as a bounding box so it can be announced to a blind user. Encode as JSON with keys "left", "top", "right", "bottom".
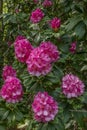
{"left": 40, "top": 41, "right": 60, "bottom": 62}
{"left": 26, "top": 47, "right": 52, "bottom": 76}
{"left": 14, "top": 38, "right": 33, "bottom": 63}
{"left": 70, "top": 42, "right": 77, "bottom": 54}
{"left": 42, "top": 0, "right": 53, "bottom": 7}
{"left": 49, "top": 17, "right": 61, "bottom": 31}
{"left": 2, "top": 65, "right": 16, "bottom": 81}
{"left": 32, "top": 92, "right": 58, "bottom": 122}
{"left": 1, "top": 77, "right": 23, "bottom": 103}
{"left": 30, "top": 8, "right": 44, "bottom": 23}
{"left": 62, "top": 74, "right": 85, "bottom": 98}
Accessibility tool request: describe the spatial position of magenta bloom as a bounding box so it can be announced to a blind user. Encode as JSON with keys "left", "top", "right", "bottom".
{"left": 15, "top": 35, "right": 26, "bottom": 42}
{"left": 62, "top": 74, "right": 85, "bottom": 98}
{"left": 14, "top": 38, "right": 33, "bottom": 63}
{"left": 2, "top": 65, "right": 16, "bottom": 81}
{"left": 1, "top": 77, "right": 23, "bottom": 103}
{"left": 30, "top": 8, "right": 44, "bottom": 23}
{"left": 15, "top": 9, "right": 19, "bottom": 14}
{"left": 40, "top": 41, "right": 60, "bottom": 62}
{"left": 49, "top": 17, "right": 61, "bottom": 31}
{"left": 42, "top": 0, "right": 53, "bottom": 7}
{"left": 32, "top": 92, "right": 58, "bottom": 122}
{"left": 26, "top": 47, "right": 52, "bottom": 76}
{"left": 70, "top": 42, "right": 77, "bottom": 54}
{"left": 7, "top": 41, "right": 12, "bottom": 46}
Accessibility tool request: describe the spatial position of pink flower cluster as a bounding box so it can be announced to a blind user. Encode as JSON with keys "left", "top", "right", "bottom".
{"left": 32, "top": 92, "right": 58, "bottom": 122}
{"left": 62, "top": 74, "right": 85, "bottom": 98}
{"left": 42, "top": 0, "right": 53, "bottom": 7}
{"left": 49, "top": 17, "right": 61, "bottom": 31}
{"left": 14, "top": 35, "right": 60, "bottom": 76}
{"left": 2, "top": 65, "right": 16, "bottom": 80}
{"left": 30, "top": 8, "right": 44, "bottom": 23}
{"left": 14, "top": 37, "right": 33, "bottom": 63}
{"left": 0, "top": 77, "right": 23, "bottom": 103}
{"left": 69, "top": 42, "right": 76, "bottom": 54}
{"left": 26, "top": 41, "right": 60, "bottom": 76}
{"left": 40, "top": 41, "right": 60, "bottom": 62}
{"left": 26, "top": 47, "right": 52, "bottom": 76}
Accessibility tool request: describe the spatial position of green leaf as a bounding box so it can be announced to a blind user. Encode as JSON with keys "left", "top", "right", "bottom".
{"left": 84, "top": 17, "right": 87, "bottom": 26}
{"left": 75, "top": 5, "right": 84, "bottom": 13}
{"left": 47, "top": 66, "right": 63, "bottom": 84}
{"left": 74, "top": 21, "right": 86, "bottom": 39}
{"left": 15, "top": 110, "right": 23, "bottom": 121}
{"left": 38, "top": 123, "right": 44, "bottom": 130}
{"left": 7, "top": 111, "right": 15, "bottom": 123}
{"left": 41, "top": 123, "right": 48, "bottom": 130}
{"left": 0, "top": 108, "right": 7, "bottom": 117}
{"left": 26, "top": 121, "right": 33, "bottom": 130}
{"left": 9, "top": 15, "right": 17, "bottom": 23}
{"left": 65, "top": 16, "right": 82, "bottom": 31}
{"left": 72, "top": 110, "right": 87, "bottom": 128}
{"left": 2, "top": 110, "right": 10, "bottom": 120}
{"left": 34, "top": 33, "right": 41, "bottom": 43}
{"left": 81, "top": 65, "right": 87, "bottom": 71}
{"left": 29, "top": 82, "right": 38, "bottom": 91}
{"left": 57, "top": 118, "right": 65, "bottom": 130}
{"left": 82, "top": 92, "right": 87, "bottom": 104}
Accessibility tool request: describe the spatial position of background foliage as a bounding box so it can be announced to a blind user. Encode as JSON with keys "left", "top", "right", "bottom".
{"left": 0, "top": 0, "right": 87, "bottom": 130}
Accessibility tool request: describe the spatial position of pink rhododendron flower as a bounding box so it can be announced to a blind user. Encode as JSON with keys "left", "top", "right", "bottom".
{"left": 32, "top": 92, "right": 58, "bottom": 122}
{"left": 40, "top": 41, "right": 60, "bottom": 62}
{"left": 1, "top": 77, "right": 23, "bottom": 103}
{"left": 15, "top": 35, "right": 26, "bottom": 42}
{"left": 15, "top": 9, "right": 19, "bottom": 13}
{"left": 14, "top": 38, "right": 33, "bottom": 63}
{"left": 49, "top": 17, "right": 61, "bottom": 31}
{"left": 7, "top": 41, "right": 12, "bottom": 46}
{"left": 62, "top": 74, "right": 85, "bottom": 98}
{"left": 70, "top": 42, "right": 77, "bottom": 54}
{"left": 26, "top": 47, "right": 52, "bottom": 76}
{"left": 2, "top": 65, "right": 16, "bottom": 81}
{"left": 30, "top": 8, "right": 44, "bottom": 23}
{"left": 42, "top": 0, "right": 52, "bottom": 7}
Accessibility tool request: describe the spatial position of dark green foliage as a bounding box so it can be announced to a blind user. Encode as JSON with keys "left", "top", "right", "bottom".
{"left": 0, "top": 0, "right": 87, "bottom": 130}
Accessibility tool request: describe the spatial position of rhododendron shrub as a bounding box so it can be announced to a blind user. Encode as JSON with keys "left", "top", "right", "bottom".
{"left": 0, "top": 0, "right": 87, "bottom": 130}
